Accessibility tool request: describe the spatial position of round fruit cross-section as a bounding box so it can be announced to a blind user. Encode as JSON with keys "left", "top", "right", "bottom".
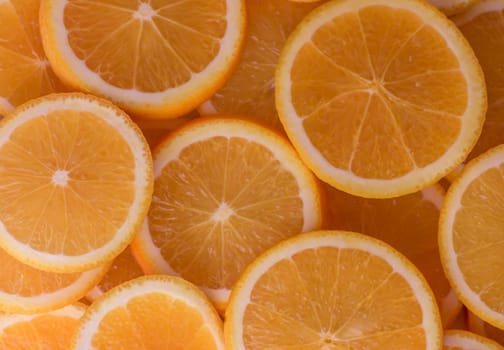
{"left": 0, "top": 93, "right": 153, "bottom": 272}
{"left": 226, "top": 230, "right": 442, "bottom": 350}
{"left": 276, "top": 0, "right": 486, "bottom": 198}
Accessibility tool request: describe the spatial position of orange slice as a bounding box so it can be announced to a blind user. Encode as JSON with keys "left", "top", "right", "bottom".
{"left": 323, "top": 183, "right": 461, "bottom": 326}
{"left": 0, "top": 93, "right": 153, "bottom": 273}
{"left": 439, "top": 144, "right": 504, "bottom": 329}
{"left": 0, "top": 303, "right": 86, "bottom": 349}
{"left": 85, "top": 246, "right": 144, "bottom": 302}
{"left": 0, "top": 246, "right": 106, "bottom": 314}
{"left": 275, "top": 0, "right": 486, "bottom": 198}
{"left": 0, "top": 0, "right": 66, "bottom": 115}
{"left": 468, "top": 310, "right": 504, "bottom": 346}
{"left": 443, "top": 330, "right": 504, "bottom": 350}
{"left": 40, "top": 0, "right": 246, "bottom": 119}
{"left": 199, "top": 0, "right": 320, "bottom": 130}
{"left": 72, "top": 275, "right": 224, "bottom": 349}
{"left": 453, "top": 1, "right": 504, "bottom": 161}
{"left": 132, "top": 117, "right": 322, "bottom": 312}
{"left": 225, "top": 230, "right": 442, "bottom": 349}
{"left": 427, "top": 0, "right": 481, "bottom": 16}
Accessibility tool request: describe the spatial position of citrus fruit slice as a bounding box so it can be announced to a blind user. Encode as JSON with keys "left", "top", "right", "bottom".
{"left": 323, "top": 183, "right": 461, "bottom": 326}
{"left": 0, "top": 303, "right": 86, "bottom": 349}
{"left": 199, "top": 0, "right": 320, "bottom": 130}
{"left": 468, "top": 310, "right": 504, "bottom": 346}
{"left": 40, "top": 0, "right": 246, "bottom": 119}
{"left": 275, "top": 0, "right": 486, "bottom": 198}
{"left": 131, "top": 117, "right": 323, "bottom": 311}
{"left": 0, "top": 93, "right": 153, "bottom": 272}
{"left": 443, "top": 330, "right": 504, "bottom": 350}
{"left": 225, "top": 230, "right": 442, "bottom": 349}
{"left": 72, "top": 275, "right": 224, "bottom": 350}
{"left": 0, "top": 246, "right": 107, "bottom": 314}
{"left": 85, "top": 246, "right": 144, "bottom": 302}
{"left": 439, "top": 144, "right": 504, "bottom": 329}
{"left": 427, "top": 0, "right": 481, "bottom": 16}
{"left": 0, "top": 0, "right": 66, "bottom": 115}
{"left": 453, "top": 1, "right": 504, "bottom": 161}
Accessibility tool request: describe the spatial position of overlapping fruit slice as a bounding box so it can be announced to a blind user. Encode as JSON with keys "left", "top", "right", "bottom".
{"left": 132, "top": 117, "right": 322, "bottom": 312}
{"left": 0, "top": 0, "right": 65, "bottom": 115}
{"left": 0, "top": 93, "right": 153, "bottom": 273}
{"left": 453, "top": 0, "right": 504, "bottom": 161}
{"left": 0, "top": 303, "right": 86, "bottom": 350}
{"left": 439, "top": 144, "right": 504, "bottom": 330}
{"left": 40, "top": 0, "right": 246, "bottom": 118}
{"left": 275, "top": 0, "right": 486, "bottom": 198}
{"left": 72, "top": 275, "right": 224, "bottom": 349}
{"left": 200, "top": 0, "right": 320, "bottom": 130}
{"left": 324, "top": 183, "right": 461, "bottom": 326}
{"left": 226, "top": 231, "right": 442, "bottom": 349}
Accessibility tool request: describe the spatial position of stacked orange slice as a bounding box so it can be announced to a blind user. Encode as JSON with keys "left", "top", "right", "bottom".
{"left": 40, "top": 0, "right": 246, "bottom": 118}
{"left": 275, "top": 0, "right": 486, "bottom": 198}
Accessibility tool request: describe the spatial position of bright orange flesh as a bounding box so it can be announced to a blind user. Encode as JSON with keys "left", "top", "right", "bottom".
{"left": 455, "top": 5, "right": 504, "bottom": 160}
{"left": 0, "top": 111, "right": 134, "bottom": 254}
{"left": 132, "top": 117, "right": 322, "bottom": 310}
{"left": 0, "top": 247, "right": 80, "bottom": 297}
{"left": 0, "top": 246, "right": 106, "bottom": 314}
{"left": 453, "top": 167, "right": 504, "bottom": 299}
{"left": 449, "top": 165, "right": 504, "bottom": 315}
{"left": 91, "top": 292, "right": 219, "bottom": 349}
{"left": 226, "top": 231, "right": 442, "bottom": 350}
{"left": 0, "top": 303, "right": 85, "bottom": 350}
{"left": 63, "top": 0, "right": 226, "bottom": 92}
{"left": 0, "top": 0, "right": 65, "bottom": 114}
{"left": 201, "top": 0, "right": 320, "bottom": 130}
{"left": 73, "top": 276, "right": 224, "bottom": 350}
{"left": 323, "top": 183, "right": 459, "bottom": 326}
{"left": 0, "top": 93, "right": 153, "bottom": 272}
{"left": 244, "top": 249, "right": 426, "bottom": 348}
{"left": 439, "top": 144, "right": 504, "bottom": 329}
{"left": 151, "top": 139, "right": 304, "bottom": 289}
{"left": 276, "top": 0, "right": 486, "bottom": 198}
{"left": 291, "top": 7, "right": 466, "bottom": 178}
{"left": 1, "top": 315, "right": 78, "bottom": 349}
{"left": 40, "top": 0, "right": 246, "bottom": 118}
